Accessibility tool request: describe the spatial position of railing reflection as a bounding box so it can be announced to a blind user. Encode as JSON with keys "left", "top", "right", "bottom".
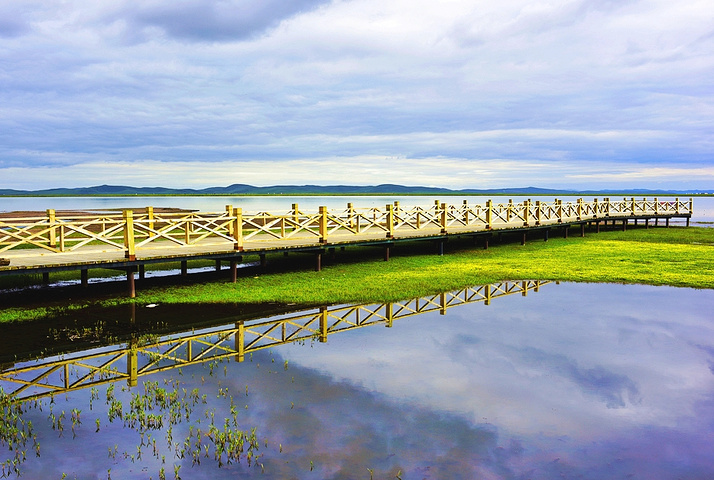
{"left": 1, "top": 280, "right": 550, "bottom": 400}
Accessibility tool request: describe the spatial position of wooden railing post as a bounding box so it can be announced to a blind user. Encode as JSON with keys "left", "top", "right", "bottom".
{"left": 486, "top": 200, "right": 493, "bottom": 229}
{"left": 47, "top": 209, "right": 57, "bottom": 248}
{"left": 319, "top": 306, "right": 328, "bottom": 343}
{"left": 604, "top": 197, "right": 610, "bottom": 216}
{"left": 393, "top": 201, "right": 400, "bottom": 227}
{"left": 523, "top": 199, "right": 530, "bottom": 226}
{"left": 385, "top": 204, "right": 394, "bottom": 238}
{"left": 654, "top": 198, "right": 658, "bottom": 215}
{"left": 507, "top": 199, "right": 513, "bottom": 222}
{"left": 689, "top": 198, "right": 693, "bottom": 215}
{"left": 535, "top": 200, "right": 541, "bottom": 225}
{"left": 123, "top": 209, "right": 136, "bottom": 260}
{"left": 462, "top": 200, "right": 469, "bottom": 224}
{"left": 675, "top": 198, "right": 680, "bottom": 214}
{"left": 593, "top": 198, "right": 598, "bottom": 217}
{"left": 225, "top": 205, "right": 233, "bottom": 235}
{"left": 233, "top": 208, "right": 244, "bottom": 251}
{"left": 127, "top": 340, "right": 138, "bottom": 387}
{"left": 385, "top": 303, "right": 393, "bottom": 328}
{"left": 577, "top": 198, "right": 583, "bottom": 220}
{"left": 319, "top": 206, "right": 328, "bottom": 243}
{"left": 235, "top": 321, "right": 245, "bottom": 362}
{"left": 631, "top": 197, "right": 636, "bottom": 216}
{"left": 146, "top": 206, "right": 155, "bottom": 237}
{"left": 440, "top": 202, "right": 447, "bottom": 233}
{"left": 556, "top": 199, "right": 562, "bottom": 223}
{"left": 347, "top": 202, "right": 355, "bottom": 229}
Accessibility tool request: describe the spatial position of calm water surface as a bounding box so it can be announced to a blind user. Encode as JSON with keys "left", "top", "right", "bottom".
{"left": 2, "top": 282, "right": 713, "bottom": 479}
{"left": 1, "top": 195, "right": 711, "bottom": 225}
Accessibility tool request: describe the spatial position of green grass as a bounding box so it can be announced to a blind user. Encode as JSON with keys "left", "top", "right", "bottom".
{"left": 1, "top": 226, "right": 712, "bottom": 323}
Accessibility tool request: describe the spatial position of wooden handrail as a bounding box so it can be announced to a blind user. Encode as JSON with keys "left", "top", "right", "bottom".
{"left": 0, "top": 198, "right": 694, "bottom": 257}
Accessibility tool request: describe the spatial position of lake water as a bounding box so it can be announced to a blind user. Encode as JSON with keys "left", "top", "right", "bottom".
{"left": 2, "top": 281, "right": 713, "bottom": 479}
{"left": 1, "top": 195, "right": 712, "bottom": 225}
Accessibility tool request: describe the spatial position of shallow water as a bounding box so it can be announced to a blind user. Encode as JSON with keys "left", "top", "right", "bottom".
{"left": 1, "top": 195, "right": 711, "bottom": 225}
{"left": 2, "top": 281, "right": 714, "bottom": 479}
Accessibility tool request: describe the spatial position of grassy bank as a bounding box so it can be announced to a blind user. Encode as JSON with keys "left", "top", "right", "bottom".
{"left": 1, "top": 226, "right": 713, "bottom": 323}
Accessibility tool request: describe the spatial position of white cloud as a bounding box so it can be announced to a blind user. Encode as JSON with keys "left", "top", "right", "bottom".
{"left": 0, "top": 0, "right": 712, "bottom": 190}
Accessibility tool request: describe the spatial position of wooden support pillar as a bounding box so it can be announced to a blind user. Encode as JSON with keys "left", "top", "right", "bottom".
{"left": 521, "top": 232, "right": 526, "bottom": 245}
{"left": 544, "top": 229, "right": 549, "bottom": 242}
{"left": 283, "top": 251, "right": 289, "bottom": 256}
{"left": 315, "top": 251, "right": 322, "bottom": 272}
{"left": 181, "top": 260, "right": 188, "bottom": 276}
{"left": 655, "top": 217, "right": 659, "bottom": 226}
{"left": 596, "top": 221, "right": 600, "bottom": 233}
{"left": 127, "top": 268, "right": 136, "bottom": 298}
{"left": 42, "top": 272, "right": 50, "bottom": 284}
{"left": 139, "top": 264, "right": 145, "bottom": 280}
{"left": 384, "top": 244, "right": 391, "bottom": 262}
{"left": 645, "top": 218, "right": 650, "bottom": 229}
{"left": 666, "top": 218, "right": 670, "bottom": 227}
{"left": 580, "top": 223, "right": 585, "bottom": 237}
{"left": 686, "top": 217, "right": 690, "bottom": 227}
{"left": 564, "top": 226, "right": 568, "bottom": 238}
{"left": 622, "top": 219, "right": 627, "bottom": 231}
{"left": 215, "top": 260, "right": 222, "bottom": 272}
{"left": 483, "top": 234, "right": 490, "bottom": 250}
{"left": 260, "top": 254, "right": 267, "bottom": 268}
{"left": 230, "top": 260, "right": 237, "bottom": 283}
{"left": 438, "top": 240, "right": 445, "bottom": 256}
{"left": 81, "top": 269, "right": 88, "bottom": 287}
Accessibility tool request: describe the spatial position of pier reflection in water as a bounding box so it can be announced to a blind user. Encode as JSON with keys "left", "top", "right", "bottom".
{"left": 2, "top": 281, "right": 714, "bottom": 479}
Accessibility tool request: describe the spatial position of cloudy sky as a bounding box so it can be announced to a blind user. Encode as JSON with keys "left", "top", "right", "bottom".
{"left": 1, "top": 0, "right": 712, "bottom": 190}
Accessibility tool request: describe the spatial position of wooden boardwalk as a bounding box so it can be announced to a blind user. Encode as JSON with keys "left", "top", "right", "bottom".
{"left": 0, "top": 197, "right": 693, "bottom": 296}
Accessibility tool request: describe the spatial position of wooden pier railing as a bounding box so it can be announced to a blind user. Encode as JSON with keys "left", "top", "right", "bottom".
{"left": 0, "top": 198, "right": 694, "bottom": 260}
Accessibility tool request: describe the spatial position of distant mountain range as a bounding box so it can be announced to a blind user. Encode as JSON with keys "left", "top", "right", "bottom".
{"left": 0, "top": 184, "right": 710, "bottom": 196}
